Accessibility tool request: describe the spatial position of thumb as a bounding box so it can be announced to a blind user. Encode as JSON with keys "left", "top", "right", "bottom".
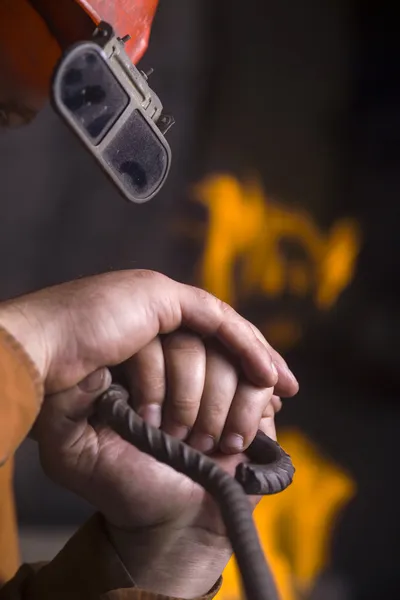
{"left": 63, "top": 368, "right": 112, "bottom": 421}
{"left": 32, "top": 367, "right": 112, "bottom": 447}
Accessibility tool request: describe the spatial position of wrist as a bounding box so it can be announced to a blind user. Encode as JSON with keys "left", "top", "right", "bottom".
{"left": 105, "top": 520, "right": 231, "bottom": 599}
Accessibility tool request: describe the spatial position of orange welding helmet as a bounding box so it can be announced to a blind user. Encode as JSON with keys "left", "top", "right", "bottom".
{"left": 0, "top": 0, "right": 158, "bottom": 107}
{"left": 74, "top": 1, "right": 159, "bottom": 62}
{"left": 0, "top": 0, "right": 174, "bottom": 203}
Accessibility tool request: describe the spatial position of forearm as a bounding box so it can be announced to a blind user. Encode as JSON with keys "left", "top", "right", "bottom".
{"left": 0, "top": 515, "right": 223, "bottom": 600}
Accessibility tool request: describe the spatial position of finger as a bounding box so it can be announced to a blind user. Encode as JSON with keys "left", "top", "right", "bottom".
{"left": 257, "top": 396, "right": 282, "bottom": 441}
{"left": 271, "top": 394, "right": 282, "bottom": 414}
{"left": 124, "top": 337, "right": 165, "bottom": 428}
{"left": 168, "top": 283, "right": 278, "bottom": 388}
{"left": 59, "top": 272, "right": 292, "bottom": 392}
{"left": 161, "top": 332, "right": 206, "bottom": 439}
{"left": 188, "top": 343, "right": 239, "bottom": 454}
{"left": 258, "top": 414, "right": 277, "bottom": 441}
{"left": 248, "top": 322, "right": 299, "bottom": 397}
{"left": 263, "top": 395, "right": 282, "bottom": 417}
{"left": 219, "top": 382, "right": 274, "bottom": 454}
{"left": 32, "top": 368, "right": 112, "bottom": 449}
{"left": 269, "top": 351, "right": 299, "bottom": 398}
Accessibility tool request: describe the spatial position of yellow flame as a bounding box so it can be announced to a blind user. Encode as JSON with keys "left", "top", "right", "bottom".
{"left": 217, "top": 430, "right": 356, "bottom": 600}
{"left": 194, "top": 174, "right": 361, "bottom": 311}
{"left": 182, "top": 175, "right": 360, "bottom": 595}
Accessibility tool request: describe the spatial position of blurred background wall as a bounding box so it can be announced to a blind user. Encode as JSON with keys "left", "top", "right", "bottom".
{"left": 1, "top": 1, "right": 399, "bottom": 599}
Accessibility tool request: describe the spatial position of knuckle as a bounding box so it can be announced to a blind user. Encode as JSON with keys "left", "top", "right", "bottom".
{"left": 135, "top": 376, "right": 165, "bottom": 402}
{"left": 189, "top": 285, "right": 226, "bottom": 312}
{"left": 200, "top": 404, "right": 227, "bottom": 429}
{"left": 220, "top": 299, "right": 235, "bottom": 315}
{"left": 193, "top": 401, "right": 230, "bottom": 438}
{"left": 132, "top": 269, "right": 159, "bottom": 280}
{"left": 219, "top": 302, "right": 254, "bottom": 333}
{"left": 171, "top": 395, "right": 199, "bottom": 411}
{"left": 190, "top": 285, "right": 213, "bottom": 303}
{"left": 145, "top": 375, "right": 166, "bottom": 391}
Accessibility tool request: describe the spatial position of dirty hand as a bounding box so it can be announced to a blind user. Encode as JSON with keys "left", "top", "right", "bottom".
{"left": 33, "top": 330, "right": 296, "bottom": 598}
{"left": 0, "top": 269, "right": 297, "bottom": 395}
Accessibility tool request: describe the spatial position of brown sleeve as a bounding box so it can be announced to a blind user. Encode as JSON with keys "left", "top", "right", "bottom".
{"left": 0, "top": 326, "right": 43, "bottom": 465}
{"left": 0, "top": 514, "right": 222, "bottom": 600}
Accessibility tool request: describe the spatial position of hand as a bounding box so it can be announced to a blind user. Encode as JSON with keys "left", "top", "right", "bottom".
{"left": 33, "top": 331, "right": 294, "bottom": 598}
{"left": 0, "top": 270, "right": 297, "bottom": 395}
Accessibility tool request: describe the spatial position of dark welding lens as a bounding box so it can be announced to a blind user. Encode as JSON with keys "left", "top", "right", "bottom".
{"left": 51, "top": 27, "right": 173, "bottom": 204}
{"left": 103, "top": 109, "right": 168, "bottom": 201}
{"left": 59, "top": 49, "right": 129, "bottom": 145}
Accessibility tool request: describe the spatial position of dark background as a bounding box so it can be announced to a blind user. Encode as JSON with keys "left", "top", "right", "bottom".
{"left": 1, "top": 1, "right": 399, "bottom": 598}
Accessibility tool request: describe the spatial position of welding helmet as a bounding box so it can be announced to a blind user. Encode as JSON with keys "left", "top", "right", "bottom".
{"left": 0, "top": 0, "right": 173, "bottom": 203}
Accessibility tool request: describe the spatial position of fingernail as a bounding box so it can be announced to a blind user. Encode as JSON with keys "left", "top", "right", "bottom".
{"left": 221, "top": 433, "right": 244, "bottom": 453}
{"left": 284, "top": 364, "right": 298, "bottom": 387}
{"left": 190, "top": 433, "right": 215, "bottom": 454}
{"left": 78, "top": 369, "right": 105, "bottom": 393}
{"left": 138, "top": 404, "right": 162, "bottom": 428}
